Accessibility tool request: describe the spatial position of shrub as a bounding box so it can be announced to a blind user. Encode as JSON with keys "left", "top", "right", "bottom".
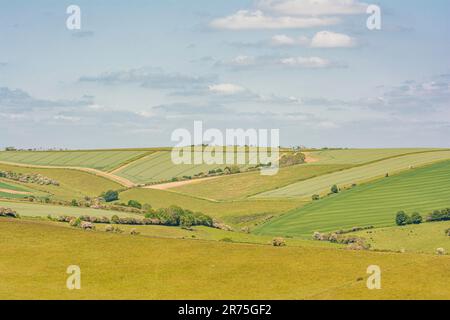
{"left": 272, "top": 237, "right": 286, "bottom": 247}
{"left": 410, "top": 212, "right": 423, "bottom": 225}
{"left": 130, "top": 228, "right": 140, "bottom": 235}
{"left": 111, "top": 215, "right": 120, "bottom": 224}
{"left": 312, "top": 194, "right": 320, "bottom": 201}
{"left": 0, "top": 207, "right": 19, "bottom": 219}
{"left": 331, "top": 185, "right": 339, "bottom": 194}
{"left": 69, "top": 218, "right": 81, "bottom": 227}
{"left": 396, "top": 211, "right": 410, "bottom": 226}
{"left": 71, "top": 199, "right": 79, "bottom": 207}
{"left": 80, "top": 221, "right": 95, "bottom": 230}
{"left": 101, "top": 190, "right": 119, "bottom": 202}
{"left": 127, "top": 200, "right": 142, "bottom": 209}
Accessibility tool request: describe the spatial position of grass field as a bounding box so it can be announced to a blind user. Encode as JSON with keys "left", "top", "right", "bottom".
{"left": 119, "top": 188, "right": 305, "bottom": 226}
{"left": 0, "top": 200, "right": 142, "bottom": 218}
{"left": 1, "top": 218, "right": 449, "bottom": 299}
{"left": 0, "top": 163, "right": 122, "bottom": 201}
{"left": 255, "top": 160, "right": 450, "bottom": 238}
{"left": 115, "top": 150, "right": 265, "bottom": 184}
{"left": 307, "top": 148, "right": 442, "bottom": 164}
{"left": 352, "top": 221, "right": 450, "bottom": 254}
{"left": 172, "top": 164, "right": 351, "bottom": 201}
{"left": 0, "top": 150, "right": 150, "bottom": 171}
{"left": 255, "top": 150, "right": 450, "bottom": 199}
{"left": 0, "top": 180, "right": 49, "bottom": 199}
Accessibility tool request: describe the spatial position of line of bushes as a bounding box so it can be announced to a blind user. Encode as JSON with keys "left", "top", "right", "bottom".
{"left": 50, "top": 205, "right": 214, "bottom": 228}
{"left": 395, "top": 208, "right": 450, "bottom": 226}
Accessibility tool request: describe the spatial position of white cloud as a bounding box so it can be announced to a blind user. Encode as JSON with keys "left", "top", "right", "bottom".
{"left": 310, "top": 31, "right": 356, "bottom": 48}
{"left": 279, "top": 56, "right": 332, "bottom": 68}
{"left": 271, "top": 34, "right": 297, "bottom": 46}
{"left": 229, "top": 55, "right": 256, "bottom": 66}
{"left": 208, "top": 83, "right": 246, "bottom": 95}
{"left": 258, "top": 0, "right": 368, "bottom": 16}
{"left": 210, "top": 10, "right": 339, "bottom": 30}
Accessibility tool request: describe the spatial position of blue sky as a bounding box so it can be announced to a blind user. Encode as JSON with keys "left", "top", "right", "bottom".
{"left": 0, "top": 0, "right": 449, "bottom": 149}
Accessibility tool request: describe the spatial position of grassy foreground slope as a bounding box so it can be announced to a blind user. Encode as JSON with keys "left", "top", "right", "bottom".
{"left": 172, "top": 164, "right": 351, "bottom": 201}
{"left": 0, "top": 150, "right": 150, "bottom": 171}
{"left": 255, "top": 160, "right": 450, "bottom": 238}
{"left": 1, "top": 219, "right": 449, "bottom": 300}
{"left": 256, "top": 150, "right": 450, "bottom": 199}
{"left": 0, "top": 163, "right": 121, "bottom": 201}
{"left": 307, "top": 148, "right": 441, "bottom": 164}
{"left": 119, "top": 188, "right": 305, "bottom": 225}
{"left": 352, "top": 221, "right": 450, "bottom": 254}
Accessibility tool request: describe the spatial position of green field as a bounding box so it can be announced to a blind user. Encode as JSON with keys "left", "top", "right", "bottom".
{"left": 0, "top": 150, "right": 150, "bottom": 171}
{"left": 256, "top": 150, "right": 450, "bottom": 199}
{"left": 1, "top": 218, "right": 449, "bottom": 299}
{"left": 172, "top": 164, "right": 351, "bottom": 201}
{"left": 255, "top": 160, "right": 450, "bottom": 237}
{"left": 0, "top": 163, "right": 122, "bottom": 201}
{"left": 0, "top": 200, "right": 142, "bottom": 219}
{"left": 119, "top": 188, "right": 305, "bottom": 226}
{"left": 352, "top": 221, "right": 450, "bottom": 254}
{"left": 308, "top": 148, "right": 442, "bottom": 164}
{"left": 115, "top": 150, "right": 265, "bottom": 184}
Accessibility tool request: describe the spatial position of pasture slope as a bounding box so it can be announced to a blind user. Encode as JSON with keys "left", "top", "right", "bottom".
{"left": 1, "top": 218, "right": 449, "bottom": 300}
{"left": 0, "top": 163, "right": 122, "bottom": 201}
{"left": 170, "top": 164, "right": 351, "bottom": 201}
{"left": 352, "top": 221, "right": 450, "bottom": 254}
{"left": 255, "top": 160, "right": 450, "bottom": 238}
{"left": 118, "top": 188, "right": 305, "bottom": 226}
{"left": 0, "top": 200, "right": 142, "bottom": 219}
{"left": 255, "top": 150, "right": 450, "bottom": 199}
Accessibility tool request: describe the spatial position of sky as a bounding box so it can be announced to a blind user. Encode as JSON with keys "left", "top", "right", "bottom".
{"left": 0, "top": 0, "right": 449, "bottom": 149}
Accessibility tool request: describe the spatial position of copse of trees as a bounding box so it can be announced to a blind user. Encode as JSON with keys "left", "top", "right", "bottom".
{"left": 145, "top": 205, "right": 213, "bottom": 228}
{"left": 52, "top": 205, "right": 214, "bottom": 228}
{"left": 396, "top": 211, "right": 424, "bottom": 226}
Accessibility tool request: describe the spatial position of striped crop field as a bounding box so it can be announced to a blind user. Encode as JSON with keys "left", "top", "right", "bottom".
{"left": 255, "top": 150, "right": 450, "bottom": 199}
{"left": 254, "top": 160, "right": 450, "bottom": 238}
{"left": 0, "top": 150, "right": 151, "bottom": 171}
{"left": 307, "top": 148, "right": 442, "bottom": 164}
{"left": 115, "top": 150, "right": 262, "bottom": 184}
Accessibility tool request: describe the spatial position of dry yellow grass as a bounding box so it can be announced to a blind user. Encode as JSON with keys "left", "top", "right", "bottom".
{"left": 1, "top": 218, "right": 449, "bottom": 300}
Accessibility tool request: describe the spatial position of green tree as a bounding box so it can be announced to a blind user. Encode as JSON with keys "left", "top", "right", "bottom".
{"left": 396, "top": 211, "right": 410, "bottom": 226}
{"left": 410, "top": 212, "right": 423, "bottom": 224}
{"left": 102, "top": 190, "right": 119, "bottom": 202}
{"left": 331, "top": 185, "right": 339, "bottom": 194}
